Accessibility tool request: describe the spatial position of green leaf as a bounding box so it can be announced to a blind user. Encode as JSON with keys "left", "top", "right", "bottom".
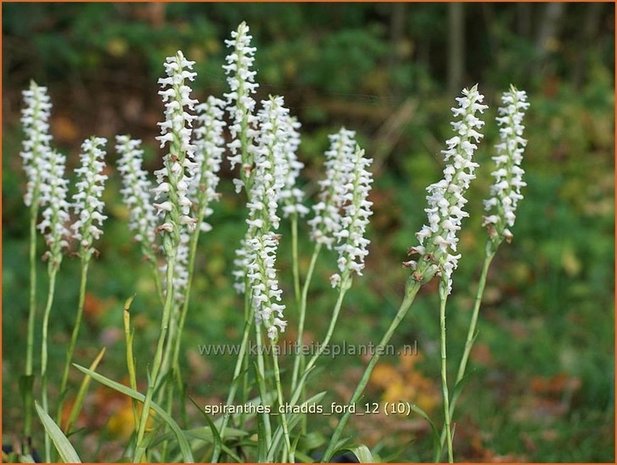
{"left": 297, "top": 431, "right": 326, "bottom": 451}
{"left": 267, "top": 391, "right": 327, "bottom": 461}
{"left": 122, "top": 295, "right": 138, "bottom": 394}
{"left": 184, "top": 426, "right": 247, "bottom": 442}
{"left": 19, "top": 374, "right": 34, "bottom": 405}
{"left": 34, "top": 402, "right": 81, "bottom": 463}
{"left": 409, "top": 403, "right": 441, "bottom": 459}
{"left": 65, "top": 347, "right": 106, "bottom": 434}
{"left": 293, "top": 449, "right": 313, "bottom": 463}
{"left": 189, "top": 395, "right": 242, "bottom": 462}
{"left": 256, "top": 410, "right": 267, "bottom": 463}
{"left": 343, "top": 444, "right": 375, "bottom": 463}
{"left": 73, "top": 364, "right": 194, "bottom": 463}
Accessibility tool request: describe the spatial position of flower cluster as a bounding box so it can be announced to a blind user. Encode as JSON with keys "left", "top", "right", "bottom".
{"left": 234, "top": 96, "right": 294, "bottom": 339}
{"left": 233, "top": 96, "right": 292, "bottom": 292}
{"left": 170, "top": 231, "right": 191, "bottom": 302}
{"left": 309, "top": 128, "right": 358, "bottom": 248}
{"left": 38, "top": 148, "right": 70, "bottom": 267}
{"left": 224, "top": 21, "right": 259, "bottom": 188}
{"left": 116, "top": 136, "right": 157, "bottom": 251}
{"left": 406, "top": 85, "right": 488, "bottom": 295}
{"left": 71, "top": 137, "right": 108, "bottom": 257}
{"left": 483, "top": 86, "right": 529, "bottom": 243}
{"left": 169, "top": 96, "right": 227, "bottom": 304}
{"left": 330, "top": 146, "right": 374, "bottom": 288}
{"left": 153, "top": 51, "right": 198, "bottom": 251}
{"left": 248, "top": 96, "right": 291, "bottom": 230}
{"left": 20, "top": 81, "right": 53, "bottom": 208}
{"left": 280, "top": 115, "right": 309, "bottom": 218}
{"left": 247, "top": 232, "right": 287, "bottom": 340}
{"left": 191, "top": 96, "right": 227, "bottom": 232}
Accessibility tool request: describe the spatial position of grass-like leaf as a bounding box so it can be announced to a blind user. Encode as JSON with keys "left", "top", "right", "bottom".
{"left": 34, "top": 401, "right": 81, "bottom": 463}
{"left": 189, "top": 395, "right": 243, "bottom": 462}
{"left": 65, "top": 347, "right": 106, "bottom": 434}
{"left": 267, "top": 390, "right": 327, "bottom": 461}
{"left": 73, "top": 364, "right": 194, "bottom": 463}
{"left": 409, "top": 403, "right": 442, "bottom": 460}
{"left": 343, "top": 444, "right": 375, "bottom": 463}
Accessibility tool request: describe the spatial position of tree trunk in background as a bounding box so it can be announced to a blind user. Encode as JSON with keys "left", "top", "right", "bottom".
{"left": 517, "top": 3, "right": 532, "bottom": 39}
{"left": 535, "top": 3, "right": 565, "bottom": 64}
{"left": 389, "top": 3, "right": 407, "bottom": 94}
{"left": 448, "top": 3, "right": 465, "bottom": 95}
{"left": 574, "top": 3, "right": 604, "bottom": 88}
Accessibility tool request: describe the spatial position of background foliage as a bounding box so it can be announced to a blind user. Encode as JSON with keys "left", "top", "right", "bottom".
{"left": 2, "top": 3, "right": 614, "bottom": 461}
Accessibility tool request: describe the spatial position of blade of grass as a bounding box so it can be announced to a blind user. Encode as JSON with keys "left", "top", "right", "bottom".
{"left": 122, "top": 295, "right": 139, "bottom": 426}
{"left": 73, "top": 364, "right": 194, "bottom": 463}
{"left": 35, "top": 401, "right": 81, "bottom": 463}
{"left": 64, "top": 347, "right": 106, "bottom": 434}
{"left": 266, "top": 391, "right": 327, "bottom": 461}
{"left": 189, "top": 395, "right": 243, "bottom": 462}
{"left": 343, "top": 444, "right": 375, "bottom": 463}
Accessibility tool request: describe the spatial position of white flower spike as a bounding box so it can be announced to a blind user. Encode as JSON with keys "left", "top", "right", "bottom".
{"left": 406, "top": 85, "right": 488, "bottom": 295}
{"left": 247, "top": 232, "right": 287, "bottom": 340}
{"left": 154, "top": 50, "right": 199, "bottom": 253}
{"left": 21, "top": 81, "right": 53, "bottom": 208}
{"left": 71, "top": 137, "right": 108, "bottom": 257}
{"left": 38, "top": 148, "right": 70, "bottom": 267}
{"left": 233, "top": 96, "right": 291, "bottom": 294}
{"left": 168, "top": 96, "right": 227, "bottom": 304}
{"left": 483, "top": 86, "right": 529, "bottom": 244}
{"left": 224, "top": 21, "right": 259, "bottom": 189}
{"left": 233, "top": 96, "right": 294, "bottom": 340}
{"left": 330, "top": 145, "right": 374, "bottom": 288}
{"left": 309, "top": 128, "right": 358, "bottom": 249}
{"left": 116, "top": 135, "right": 158, "bottom": 252}
{"left": 280, "top": 115, "right": 309, "bottom": 218}
{"left": 191, "top": 96, "right": 227, "bottom": 232}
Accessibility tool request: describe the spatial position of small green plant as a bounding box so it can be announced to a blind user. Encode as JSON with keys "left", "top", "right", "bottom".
{"left": 15, "top": 21, "right": 528, "bottom": 463}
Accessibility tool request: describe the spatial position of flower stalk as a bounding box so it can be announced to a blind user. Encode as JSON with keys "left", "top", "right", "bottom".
{"left": 322, "top": 278, "right": 422, "bottom": 462}
{"left": 292, "top": 128, "right": 360, "bottom": 392}
{"left": 438, "top": 86, "right": 529, "bottom": 459}
{"left": 134, "top": 50, "right": 198, "bottom": 461}
{"left": 116, "top": 136, "right": 162, "bottom": 299}
{"left": 38, "top": 145, "right": 70, "bottom": 461}
{"left": 59, "top": 136, "right": 108, "bottom": 416}
{"left": 20, "top": 81, "right": 53, "bottom": 454}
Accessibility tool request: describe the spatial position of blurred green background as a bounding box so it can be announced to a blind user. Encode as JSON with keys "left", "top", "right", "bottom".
{"left": 2, "top": 3, "right": 614, "bottom": 462}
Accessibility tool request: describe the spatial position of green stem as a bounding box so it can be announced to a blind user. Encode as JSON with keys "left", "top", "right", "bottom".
{"left": 211, "top": 316, "right": 254, "bottom": 462}
{"left": 438, "top": 249, "right": 494, "bottom": 459}
{"left": 123, "top": 297, "right": 139, "bottom": 427}
{"left": 149, "top": 256, "right": 164, "bottom": 305}
{"left": 290, "top": 243, "right": 322, "bottom": 393}
{"left": 159, "top": 221, "right": 204, "bottom": 460}
{"left": 291, "top": 213, "right": 301, "bottom": 311}
{"left": 240, "top": 279, "right": 252, "bottom": 428}
{"left": 254, "top": 324, "right": 273, "bottom": 450}
{"left": 57, "top": 257, "right": 90, "bottom": 421}
{"left": 160, "top": 385, "right": 175, "bottom": 462}
{"left": 170, "top": 227, "right": 201, "bottom": 392}
{"left": 133, "top": 255, "right": 176, "bottom": 462}
{"left": 267, "top": 276, "right": 350, "bottom": 461}
{"left": 271, "top": 340, "right": 293, "bottom": 463}
{"left": 296, "top": 274, "right": 349, "bottom": 398}
{"left": 438, "top": 286, "right": 454, "bottom": 463}
{"left": 23, "top": 202, "right": 39, "bottom": 454}
{"left": 40, "top": 265, "right": 59, "bottom": 463}
{"left": 322, "top": 278, "right": 421, "bottom": 461}
{"left": 454, "top": 251, "right": 494, "bottom": 397}
{"left": 158, "top": 302, "right": 178, "bottom": 401}
{"left": 157, "top": 302, "right": 179, "bottom": 463}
